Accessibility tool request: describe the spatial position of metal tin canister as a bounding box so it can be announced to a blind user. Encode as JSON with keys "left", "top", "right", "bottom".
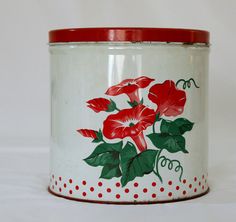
{"left": 48, "top": 28, "right": 210, "bottom": 203}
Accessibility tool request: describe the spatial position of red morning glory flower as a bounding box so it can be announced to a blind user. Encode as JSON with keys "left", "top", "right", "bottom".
{"left": 103, "top": 104, "right": 156, "bottom": 152}
{"left": 77, "top": 129, "right": 98, "bottom": 139}
{"left": 87, "top": 98, "right": 115, "bottom": 113}
{"left": 148, "top": 80, "right": 186, "bottom": 117}
{"left": 105, "top": 76, "right": 154, "bottom": 103}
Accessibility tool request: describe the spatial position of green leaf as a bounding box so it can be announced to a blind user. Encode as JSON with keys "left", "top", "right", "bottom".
{"left": 140, "top": 98, "right": 144, "bottom": 104}
{"left": 127, "top": 100, "right": 139, "bottom": 107}
{"left": 92, "top": 138, "right": 101, "bottom": 143}
{"left": 147, "top": 133, "right": 188, "bottom": 153}
{"left": 84, "top": 141, "right": 123, "bottom": 167}
{"left": 127, "top": 98, "right": 144, "bottom": 107}
{"left": 121, "top": 141, "right": 137, "bottom": 159}
{"left": 89, "top": 141, "right": 123, "bottom": 155}
{"left": 107, "top": 99, "right": 117, "bottom": 112}
{"left": 92, "top": 129, "right": 103, "bottom": 143}
{"left": 160, "top": 119, "right": 180, "bottom": 135}
{"left": 174, "top": 118, "right": 194, "bottom": 135}
{"left": 147, "top": 133, "right": 162, "bottom": 149}
{"left": 100, "top": 164, "right": 122, "bottom": 179}
{"left": 160, "top": 118, "right": 194, "bottom": 135}
{"left": 85, "top": 152, "right": 120, "bottom": 166}
{"left": 120, "top": 142, "right": 157, "bottom": 187}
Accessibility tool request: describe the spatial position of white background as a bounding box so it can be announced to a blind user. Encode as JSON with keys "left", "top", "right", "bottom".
{"left": 0, "top": 0, "right": 236, "bottom": 221}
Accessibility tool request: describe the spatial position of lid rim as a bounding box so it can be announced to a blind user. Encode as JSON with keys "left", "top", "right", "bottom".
{"left": 49, "top": 27, "right": 210, "bottom": 44}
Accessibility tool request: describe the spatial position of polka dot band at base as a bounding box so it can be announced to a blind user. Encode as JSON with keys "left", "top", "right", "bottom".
{"left": 49, "top": 174, "right": 209, "bottom": 202}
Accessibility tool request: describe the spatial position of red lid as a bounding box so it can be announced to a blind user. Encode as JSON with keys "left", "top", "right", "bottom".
{"left": 49, "top": 27, "right": 209, "bottom": 44}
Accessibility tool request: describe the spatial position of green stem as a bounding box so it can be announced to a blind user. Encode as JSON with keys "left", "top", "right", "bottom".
{"left": 176, "top": 79, "right": 186, "bottom": 88}
{"left": 153, "top": 149, "right": 163, "bottom": 183}
{"left": 152, "top": 117, "right": 161, "bottom": 134}
{"left": 176, "top": 78, "right": 200, "bottom": 89}
{"left": 115, "top": 107, "right": 120, "bottom": 111}
{"left": 153, "top": 170, "right": 163, "bottom": 183}
{"left": 151, "top": 116, "right": 165, "bottom": 182}
{"left": 151, "top": 119, "right": 163, "bottom": 182}
{"left": 189, "top": 78, "right": 200, "bottom": 88}
{"left": 159, "top": 156, "right": 184, "bottom": 182}
{"left": 152, "top": 122, "right": 156, "bottom": 133}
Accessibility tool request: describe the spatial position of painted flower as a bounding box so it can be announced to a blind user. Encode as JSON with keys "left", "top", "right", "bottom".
{"left": 148, "top": 80, "right": 186, "bottom": 117}
{"left": 105, "top": 76, "right": 154, "bottom": 103}
{"left": 87, "top": 98, "right": 116, "bottom": 113}
{"left": 103, "top": 104, "right": 156, "bottom": 152}
{"left": 77, "top": 129, "right": 98, "bottom": 139}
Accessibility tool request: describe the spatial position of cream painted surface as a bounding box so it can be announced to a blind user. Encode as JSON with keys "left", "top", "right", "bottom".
{"left": 49, "top": 43, "right": 209, "bottom": 202}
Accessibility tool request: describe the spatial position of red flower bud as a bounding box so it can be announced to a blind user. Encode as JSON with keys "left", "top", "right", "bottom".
{"left": 87, "top": 98, "right": 113, "bottom": 113}
{"left": 77, "top": 129, "right": 98, "bottom": 139}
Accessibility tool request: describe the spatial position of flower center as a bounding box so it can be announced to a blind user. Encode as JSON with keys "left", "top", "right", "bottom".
{"left": 123, "top": 119, "right": 139, "bottom": 127}
{"left": 124, "top": 81, "right": 136, "bottom": 87}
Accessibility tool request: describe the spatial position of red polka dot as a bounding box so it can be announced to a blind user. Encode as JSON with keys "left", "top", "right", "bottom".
{"left": 116, "top": 194, "right": 120, "bottom": 199}
{"left": 75, "top": 185, "right": 79, "bottom": 190}
{"left": 183, "top": 190, "right": 186, "bottom": 195}
{"left": 168, "top": 192, "right": 172, "bottom": 197}
{"left": 152, "top": 193, "right": 157, "bottom": 198}
{"left": 82, "top": 192, "right": 87, "bottom": 196}
{"left": 143, "top": 188, "right": 148, "bottom": 193}
{"left": 160, "top": 187, "right": 164, "bottom": 192}
{"left": 134, "top": 194, "right": 138, "bottom": 199}
{"left": 82, "top": 180, "right": 86, "bottom": 185}
{"left": 124, "top": 188, "right": 129, "bottom": 193}
{"left": 52, "top": 174, "right": 54, "bottom": 179}
{"left": 152, "top": 182, "right": 156, "bottom": 187}
{"left": 194, "top": 177, "right": 197, "bottom": 182}
{"left": 168, "top": 181, "right": 172, "bottom": 185}
{"left": 59, "top": 176, "right": 62, "bottom": 181}
{"left": 183, "top": 179, "right": 186, "bottom": 184}
{"left": 116, "top": 182, "right": 121, "bottom": 187}
{"left": 55, "top": 181, "right": 57, "bottom": 185}
{"left": 52, "top": 185, "right": 54, "bottom": 189}
{"left": 90, "top": 187, "right": 94, "bottom": 192}
{"left": 59, "top": 187, "right": 62, "bottom": 192}
{"left": 202, "top": 185, "right": 205, "bottom": 190}
{"left": 69, "top": 190, "right": 73, "bottom": 194}
{"left": 176, "top": 186, "right": 180, "bottom": 190}
{"left": 189, "top": 184, "right": 192, "bottom": 189}
{"left": 63, "top": 183, "right": 67, "bottom": 188}
{"left": 199, "top": 182, "right": 201, "bottom": 186}
{"left": 134, "top": 182, "right": 139, "bottom": 187}
{"left": 69, "top": 179, "right": 73, "bottom": 184}
{"left": 202, "top": 175, "right": 205, "bottom": 179}
{"left": 98, "top": 193, "right": 103, "bottom": 198}
{"left": 194, "top": 188, "right": 197, "bottom": 192}
{"left": 107, "top": 188, "right": 111, "bottom": 193}
{"left": 98, "top": 182, "right": 103, "bottom": 187}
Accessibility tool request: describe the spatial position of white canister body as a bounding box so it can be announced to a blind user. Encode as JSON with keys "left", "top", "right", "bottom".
{"left": 49, "top": 30, "right": 209, "bottom": 203}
